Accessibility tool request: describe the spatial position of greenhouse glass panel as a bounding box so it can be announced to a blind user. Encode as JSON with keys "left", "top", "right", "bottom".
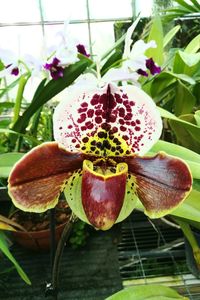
{"left": 41, "top": 0, "right": 88, "bottom": 21}
{"left": 89, "top": 0, "right": 133, "bottom": 19}
{"left": 0, "top": 0, "right": 41, "bottom": 23}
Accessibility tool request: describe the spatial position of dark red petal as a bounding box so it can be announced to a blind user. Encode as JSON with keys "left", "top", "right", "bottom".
{"left": 124, "top": 152, "right": 192, "bottom": 218}
{"left": 81, "top": 160, "right": 128, "bottom": 230}
{"left": 8, "top": 142, "right": 84, "bottom": 212}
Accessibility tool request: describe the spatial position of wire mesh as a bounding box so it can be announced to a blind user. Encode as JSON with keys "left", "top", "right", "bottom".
{"left": 117, "top": 211, "right": 200, "bottom": 300}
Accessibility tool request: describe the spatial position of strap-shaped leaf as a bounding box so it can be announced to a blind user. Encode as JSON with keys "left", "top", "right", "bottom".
{"left": 0, "top": 232, "right": 31, "bottom": 284}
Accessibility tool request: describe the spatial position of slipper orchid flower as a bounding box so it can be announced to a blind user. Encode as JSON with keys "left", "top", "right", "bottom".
{"left": 8, "top": 81, "right": 192, "bottom": 230}
{"left": 8, "top": 20, "right": 192, "bottom": 231}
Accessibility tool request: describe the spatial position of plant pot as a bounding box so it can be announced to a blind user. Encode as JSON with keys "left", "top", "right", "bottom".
{"left": 185, "top": 229, "right": 200, "bottom": 278}
{"left": 12, "top": 221, "right": 68, "bottom": 252}
{"left": 10, "top": 200, "right": 71, "bottom": 252}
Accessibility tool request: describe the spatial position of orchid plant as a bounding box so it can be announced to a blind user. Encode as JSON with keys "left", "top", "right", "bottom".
{"left": 0, "top": 21, "right": 89, "bottom": 80}
{"left": 7, "top": 19, "right": 193, "bottom": 231}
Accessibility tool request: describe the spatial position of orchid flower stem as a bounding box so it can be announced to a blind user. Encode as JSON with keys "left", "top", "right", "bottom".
{"left": 96, "top": 58, "right": 101, "bottom": 85}
{"left": 13, "top": 74, "right": 30, "bottom": 124}
{"left": 51, "top": 213, "right": 77, "bottom": 298}
{"left": 50, "top": 208, "right": 56, "bottom": 271}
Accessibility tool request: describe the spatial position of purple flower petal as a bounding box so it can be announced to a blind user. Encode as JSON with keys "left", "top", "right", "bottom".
{"left": 50, "top": 66, "right": 64, "bottom": 80}
{"left": 52, "top": 57, "right": 60, "bottom": 66}
{"left": 44, "top": 57, "right": 63, "bottom": 80}
{"left": 137, "top": 69, "right": 148, "bottom": 77}
{"left": 146, "top": 58, "right": 161, "bottom": 75}
{"left": 6, "top": 64, "right": 19, "bottom": 76}
{"left": 11, "top": 67, "right": 19, "bottom": 76}
{"left": 76, "top": 44, "right": 90, "bottom": 57}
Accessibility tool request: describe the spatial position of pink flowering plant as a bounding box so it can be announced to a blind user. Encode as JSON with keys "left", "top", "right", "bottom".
{"left": 6, "top": 19, "right": 193, "bottom": 231}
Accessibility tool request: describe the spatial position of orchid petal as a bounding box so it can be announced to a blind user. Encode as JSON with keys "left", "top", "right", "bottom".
{"left": 102, "top": 68, "right": 140, "bottom": 84}
{"left": 0, "top": 48, "right": 18, "bottom": 66}
{"left": 76, "top": 44, "right": 90, "bottom": 57}
{"left": 8, "top": 142, "right": 84, "bottom": 212}
{"left": 53, "top": 83, "right": 162, "bottom": 156}
{"left": 124, "top": 152, "right": 192, "bottom": 218}
{"left": 74, "top": 73, "right": 99, "bottom": 88}
{"left": 130, "top": 40, "right": 157, "bottom": 59}
{"left": 65, "top": 162, "right": 138, "bottom": 229}
{"left": 123, "top": 17, "right": 140, "bottom": 59}
{"left": 81, "top": 160, "right": 128, "bottom": 230}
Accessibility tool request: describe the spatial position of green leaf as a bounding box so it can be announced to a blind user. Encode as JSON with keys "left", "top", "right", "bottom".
{"left": 0, "top": 128, "right": 40, "bottom": 145}
{"left": 174, "top": 0, "right": 198, "bottom": 12}
{"left": 171, "top": 189, "right": 200, "bottom": 222}
{"left": 150, "top": 72, "right": 176, "bottom": 99}
{"left": 0, "top": 102, "right": 14, "bottom": 114}
{"left": 173, "top": 50, "right": 200, "bottom": 76}
{"left": 0, "top": 231, "right": 31, "bottom": 285}
{"left": 159, "top": 107, "right": 200, "bottom": 137}
{"left": 0, "top": 153, "right": 25, "bottom": 178}
{"left": 0, "top": 77, "right": 20, "bottom": 98}
{"left": 159, "top": 108, "right": 200, "bottom": 153}
{"left": 194, "top": 110, "right": 200, "bottom": 126}
{"left": 169, "top": 116, "right": 200, "bottom": 154}
{"left": 163, "top": 25, "right": 181, "bottom": 48}
{"left": 150, "top": 72, "right": 195, "bottom": 100}
{"left": 106, "top": 284, "right": 187, "bottom": 300}
{"left": 101, "top": 50, "right": 122, "bottom": 76}
{"left": 174, "top": 80, "right": 196, "bottom": 116}
{"left": 190, "top": 0, "right": 200, "bottom": 10}
{"left": 11, "top": 58, "right": 91, "bottom": 134}
{"left": 146, "top": 16, "right": 164, "bottom": 65}
{"left": 179, "top": 51, "right": 200, "bottom": 67}
{"left": 185, "top": 34, "right": 200, "bottom": 54}
{"left": 136, "top": 188, "right": 200, "bottom": 223}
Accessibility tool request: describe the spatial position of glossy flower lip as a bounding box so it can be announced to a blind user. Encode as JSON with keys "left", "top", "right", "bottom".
{"left": 82, "top": 160, "right": 128, "bottom": 230}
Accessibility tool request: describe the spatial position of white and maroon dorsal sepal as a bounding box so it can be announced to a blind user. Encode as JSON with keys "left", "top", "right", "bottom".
{"left": 53, "top": 83, "right": 162, "bottom": 157}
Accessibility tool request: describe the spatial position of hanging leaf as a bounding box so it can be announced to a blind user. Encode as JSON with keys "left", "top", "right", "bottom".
{"left": 0, "top": 231, "right": 31, "bottom": 285}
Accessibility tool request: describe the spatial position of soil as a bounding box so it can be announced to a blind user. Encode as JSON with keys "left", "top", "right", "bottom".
{"left": 10, "top": 200, "right": 71, "bottom": 232}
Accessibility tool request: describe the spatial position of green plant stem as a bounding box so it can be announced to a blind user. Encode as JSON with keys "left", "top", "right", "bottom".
{"left": 51, "top": 214, "right": 77, "bottom": 298}
{"left": 29, "top": 106, "right": 43, "bottom": 137}
{"left": 12, "top": 74, "right": 30, "bottom": 124}
{"left": 176, "top": 218, "right": 200, "bottom": 269}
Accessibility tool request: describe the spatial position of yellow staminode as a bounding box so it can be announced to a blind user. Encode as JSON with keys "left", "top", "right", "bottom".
{"left": 80, "top": 128, "right": 132, "bottom": 157}
{"left": 83, "top": 159, "right": 128, "bottom": 179}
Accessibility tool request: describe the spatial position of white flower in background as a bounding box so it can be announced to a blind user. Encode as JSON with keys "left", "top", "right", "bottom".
{"left": 0, "top": 49, "right": 20, "bottom": 78}
{"left": 103, "top": 17, "right": 161, "bottom": 84}
{"left": 0, "top": 20, "right": 89, "bottom": 81}
{"left": 44, "top": 21, "right": 89, "bottom": 80}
